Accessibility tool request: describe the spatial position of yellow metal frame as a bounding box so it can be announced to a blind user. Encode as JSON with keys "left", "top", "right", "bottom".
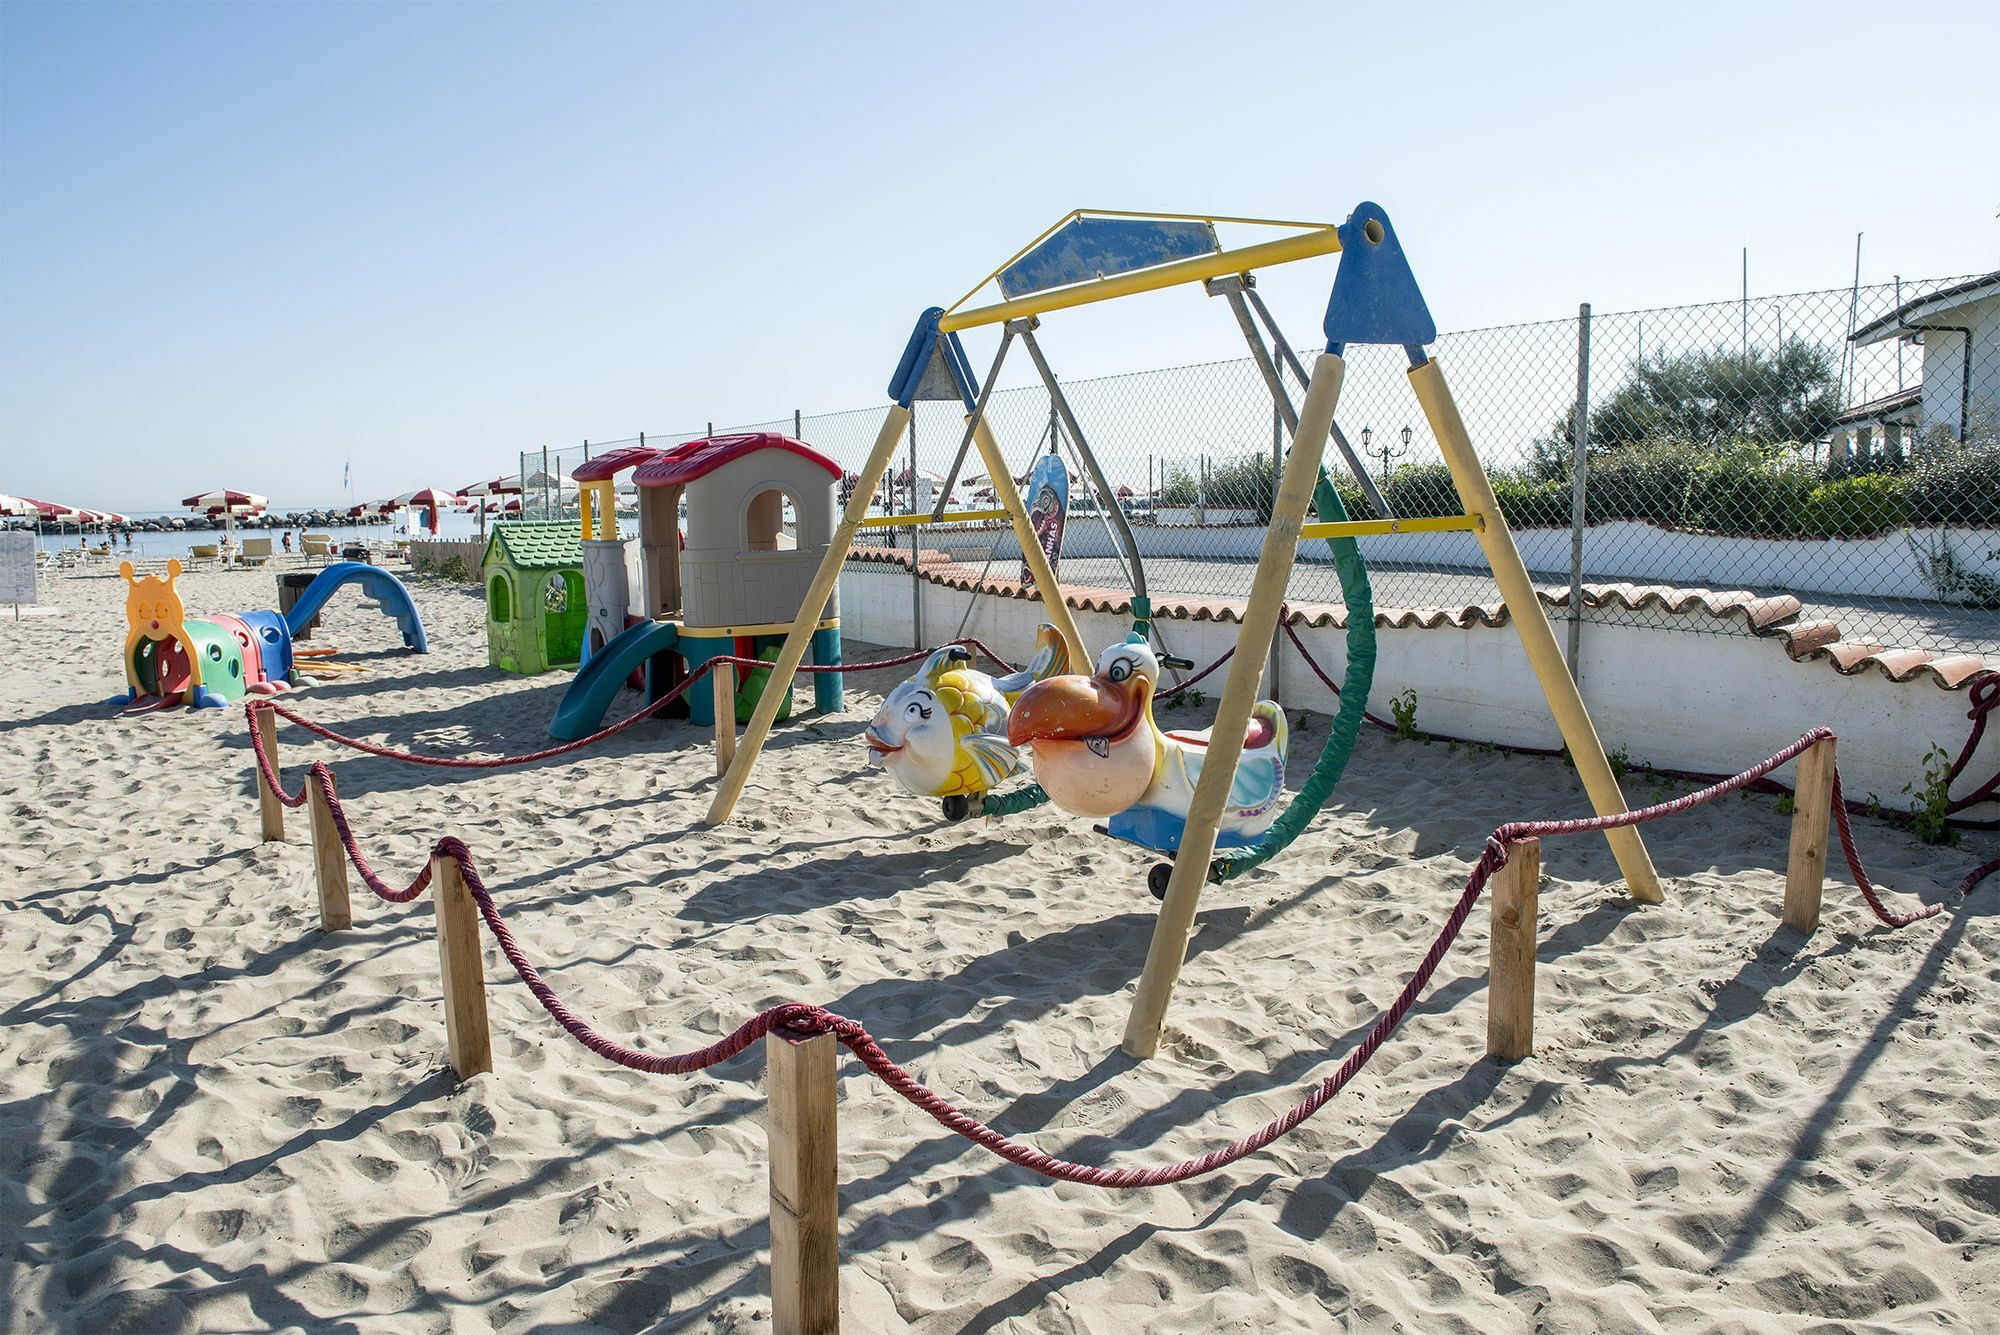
{"left": 940, "top": 227, "right": 1342, "bottom": 333}
{"left": 1297, "top": 513, "right": 1484, "bottom": 541}
{"left": 856, "top": 508, "right": 1009, "bottom": 530}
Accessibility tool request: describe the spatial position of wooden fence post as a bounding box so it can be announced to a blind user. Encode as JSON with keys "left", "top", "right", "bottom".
{"left": 1486, "top": 837, "right": 1540, "bottom": 1063}
{"left": 432, "top": 851, "right": 493, "bottom": 1079}
{"left": 307, "top": 779, "right": 352, "bottom": 932}
{"left": 714, "top": 660, "right": 738, "bottom": 777}
{"left": 256, "top": 708, "right": 285, "bottom": 842}
{"left": 767, "top": 1028, "right": 839, "bottom": 1334}
{"left": 1784, "top": 736, "right": 1837, "bottom": 935}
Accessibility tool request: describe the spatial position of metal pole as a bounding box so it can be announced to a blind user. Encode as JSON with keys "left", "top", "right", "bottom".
{"left": 1018, "top": 324, "right": 1148, "bottom": 599}
{"left": 1241, "top": 284, "right": 1387, "bottom": 516}
{"left": 1566, "top": 303, "right": 1592, "bottom": 684}
{"left": 1270, "top": 398, "right": 1284, "bottom": 703}
{"left": 909, "top": 413, "right": 923, "bottom": 647}
{"left": 795, "top": 408, "right": 802, "bottom": 439}
{"left": 542, "top": 446, "right": 551, "bottom": 519}
{"left": 930, "top": 326, "right": 1017, "bottom": 522}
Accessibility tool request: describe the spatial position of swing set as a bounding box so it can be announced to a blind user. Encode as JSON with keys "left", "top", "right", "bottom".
{"left": 707, "top": 202, "right": 1662, "bottom": 1059}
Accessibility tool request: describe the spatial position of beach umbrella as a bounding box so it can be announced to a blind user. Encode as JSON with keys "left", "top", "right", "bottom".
{"left": 184, "top": 488, "right": 268, "bottom": 544}
{"left": 0, "top": 492, "right": 31, "bottom": 517}
{"left": 402, "top": 486, "right": 460, "bottom": 535}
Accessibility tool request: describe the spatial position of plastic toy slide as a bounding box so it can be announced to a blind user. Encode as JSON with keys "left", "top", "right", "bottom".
{"left": 283, "top": 562, "right": 428, "bottom": 652}
{"left": 549, "top": 617, "right": 680, "bottom": 740}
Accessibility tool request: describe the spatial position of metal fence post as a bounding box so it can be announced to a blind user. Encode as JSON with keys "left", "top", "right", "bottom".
{"left": 541, "top": 446, "right": 551, "bottom": 519}
{"left": 1566, "top": 302, "right": 1592, "bottom": 685}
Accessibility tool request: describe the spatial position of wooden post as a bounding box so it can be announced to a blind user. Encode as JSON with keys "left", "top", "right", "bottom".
{"left": 713, "top": 659, "right": 738, "bottom": 777}
{"left": 1410, "top": 357, "right": 1663, "bottom": 905}
{"left": 255, "top": 708, "right": 285, "bottom": 842}
{"left": 1122, "top": 352, "right": 1344, "bottom": 1060}
{"left": 1784, "top": 736, "right": 1837, "bottom": 934}
{"left": 1486, "top": 837, "right": 1540, "bottom": 1062}
{"left": 767, "top": 1029, "right": 839, "bottom": 1335}
{"left": 306, "top": 778, "right": 352, "bottom": 932}
{"left": 432, "top": 851, "right": 493, "bottom": 1078}
{"left": 708, "top": 405, "right": 911, "bottom": 826}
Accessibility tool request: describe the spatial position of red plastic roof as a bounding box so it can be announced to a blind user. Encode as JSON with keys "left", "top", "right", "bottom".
{"left": 572, "top": 444, "right": 673, "bottom": 483}
{"left": 632, "top": 433, "right": 839, "bottom": 488}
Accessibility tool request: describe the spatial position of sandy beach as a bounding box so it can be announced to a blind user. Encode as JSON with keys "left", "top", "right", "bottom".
{"left": 3, "top": 562, "right": 1996, "bottom": 1333}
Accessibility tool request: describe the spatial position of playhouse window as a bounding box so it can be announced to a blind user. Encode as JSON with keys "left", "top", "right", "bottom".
{"left": 489, "top": 573, "right": 513, "bottom": 622}
{"left": 744, "top": 488, "right": 798, "bottom": 553}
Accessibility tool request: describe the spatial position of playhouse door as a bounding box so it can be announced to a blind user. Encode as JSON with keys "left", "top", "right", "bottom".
{"left": 542, "top": 571, "right": 587, "bottom": 667}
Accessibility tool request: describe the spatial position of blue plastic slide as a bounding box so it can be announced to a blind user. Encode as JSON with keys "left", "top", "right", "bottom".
{"left": 283, "top": 562, "right": 429, "bottom": 652}
{"left": 548, "top": 618, "right": 680, "bottom": 740}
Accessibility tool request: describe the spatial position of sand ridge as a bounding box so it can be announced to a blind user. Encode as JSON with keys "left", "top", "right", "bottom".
{"left": 1, "top": 565, "right": 1995, "bottom": 1332}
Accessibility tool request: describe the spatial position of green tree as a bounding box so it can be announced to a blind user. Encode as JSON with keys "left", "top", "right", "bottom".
{"left": 1543, "top": 337, "right": 1842, "bottom": 469}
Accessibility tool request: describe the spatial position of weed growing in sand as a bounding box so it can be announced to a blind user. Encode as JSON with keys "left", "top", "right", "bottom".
{"left": 1389, "top": 688, "right": 1419, "bottom": 740}
{"left": 1774, "top": 792, "right": 1795, "bottom": 816}
{"left": 1903, "top": 743, "right": 1959, "bottom": 846}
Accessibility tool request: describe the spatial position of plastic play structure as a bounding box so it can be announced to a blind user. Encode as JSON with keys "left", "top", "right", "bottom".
{"left": 483, "top": 521, "right": 587, "bottom": 675}
{"left": 548, "top": 433, "right": 846, "bottom": 740}
{"left": 862, "top": 623, "right": 1069, "bottom": 817}
{"left": 117, "top": 558, "right": 427, "bottom": 712}
{"left": 706, "top": 203, "right": 1666, "bottom": 1058}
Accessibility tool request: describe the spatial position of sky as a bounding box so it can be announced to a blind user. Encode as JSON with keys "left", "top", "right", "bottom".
{"left": 2, "top": 0, "right": 1996, "bottom": 513}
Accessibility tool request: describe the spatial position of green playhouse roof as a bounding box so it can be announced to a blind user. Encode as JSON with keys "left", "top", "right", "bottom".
{"left": 483, "top": 521, "right": 583, "bottom": 570}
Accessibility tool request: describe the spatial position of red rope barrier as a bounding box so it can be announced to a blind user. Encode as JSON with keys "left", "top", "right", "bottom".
{"left": 246, "top": 637, "right": 1018, "bottom": 772}
{"left": 300, "top": 723, "right": 1979, "bottom": 1189}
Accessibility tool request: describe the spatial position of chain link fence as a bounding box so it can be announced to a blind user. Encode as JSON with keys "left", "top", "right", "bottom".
{"left": 493, "top": 272, "right": 1999, "bottom": 662}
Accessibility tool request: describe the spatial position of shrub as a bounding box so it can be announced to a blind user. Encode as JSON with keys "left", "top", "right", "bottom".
{"left": 1685, "top": 442, "right": 1817, "bottom": 536}
{"left": 1381, "top": 463, "right": 1461, "bottom": 518}
{"left": 1801, "top": 474, "right": 1910, "bottom": 538}
{"left": 1906, "top": 441, "right": 2000, "bottom": 526}
{"left": 1491, "top": 473, "right": 1571, "bottom": 527}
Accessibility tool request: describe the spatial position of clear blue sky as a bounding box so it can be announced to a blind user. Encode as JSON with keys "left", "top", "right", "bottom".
{"left": 3, "top": 0, "right": 1995, "bottom": 512}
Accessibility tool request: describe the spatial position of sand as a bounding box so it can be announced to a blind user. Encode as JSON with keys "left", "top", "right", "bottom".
{"left": 2, "top": 562, "right": 1996, "bottom": 1333}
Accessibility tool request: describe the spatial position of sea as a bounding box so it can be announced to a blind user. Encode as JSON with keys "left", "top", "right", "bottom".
{"left": 22, "top": 508, "right": 497, "bottom": 563}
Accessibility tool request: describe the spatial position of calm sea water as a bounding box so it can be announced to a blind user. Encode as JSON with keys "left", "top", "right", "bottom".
{"left": 25, "top": 508, "right": 497, "bottom": 562}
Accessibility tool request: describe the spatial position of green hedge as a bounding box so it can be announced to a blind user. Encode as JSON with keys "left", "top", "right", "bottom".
{"left": 1178, "top": 438, "right": 1997, "bottom": 540}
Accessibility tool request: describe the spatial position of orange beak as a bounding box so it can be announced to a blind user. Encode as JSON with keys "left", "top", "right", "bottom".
{"left": 1007, "top": 673, "right": 1147, "bottom": 747}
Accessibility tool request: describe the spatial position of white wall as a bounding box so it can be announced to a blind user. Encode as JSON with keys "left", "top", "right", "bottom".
{"left": 839, "top": 562, "right": 1997, "bottom": 819}
{"left": 977, "top": 521, "right": 2000, "bottom": 603}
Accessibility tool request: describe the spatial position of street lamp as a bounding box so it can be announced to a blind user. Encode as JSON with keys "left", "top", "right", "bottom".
{"left": 1363, "top": 424, "right": 1410, "bottom": 490}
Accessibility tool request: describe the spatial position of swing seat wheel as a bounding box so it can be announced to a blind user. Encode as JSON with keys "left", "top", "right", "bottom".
{"left": 942, "top": 794, "right": 976, "bottom": 821}
{"left": 1148, "top": 863, "right": 1174, "bottom": 900}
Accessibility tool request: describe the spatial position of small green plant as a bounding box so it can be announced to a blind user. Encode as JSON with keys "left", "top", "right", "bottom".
{"left": 1774, "top": 793, "right": 1795, "bottom": 816}
{"left": 1902, "top": 743, "right": 1959, "bottom": 846}
{"left": 1606, "top": 745, "right": 1631, "bottom": 780}
{"left": 1389, "top": 688, "right": 1419, "bottom": 740}
{"left": 1865, "top": 793, "right": 1884, "bottom": 820}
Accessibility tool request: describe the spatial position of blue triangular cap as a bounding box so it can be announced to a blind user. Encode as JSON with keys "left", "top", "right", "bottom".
{"left": 887, "top": 308, "right": 979, "bottom": 411}
{"left": 1322, "top": 202, "right": 1436, "bottom": 352}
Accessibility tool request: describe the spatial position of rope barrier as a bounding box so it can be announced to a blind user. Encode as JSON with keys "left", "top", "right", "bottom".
{"left": 281, "top": 714, "right": 1989, "bottom": 1188}
{"left": 246, "top": 637, "right": 1018, "bottom": 771}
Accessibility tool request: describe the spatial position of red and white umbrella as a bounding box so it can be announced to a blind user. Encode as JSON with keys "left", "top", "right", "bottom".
{"left": 0, "top": 492, "right": 32, "bottom": 517}
{"left": 389, "top": 486, "right": 460, "bottom": 535}
{"left": 184, "top": 488, "right": 268, "bottom": 542}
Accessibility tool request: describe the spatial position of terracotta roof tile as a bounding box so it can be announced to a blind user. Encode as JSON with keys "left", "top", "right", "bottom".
{"left": 843, "top": 549, "right": 1994, "bottom": 691}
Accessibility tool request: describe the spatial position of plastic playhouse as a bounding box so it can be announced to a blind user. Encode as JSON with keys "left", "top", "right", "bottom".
{"left": 118, "top": 559, "right": 427, "bottom": 712}
{"left": 548, "top": 432, "right": 844, "bottom": 740}
{"left": 482, "top": 522, "right": 587, "bottom": 675}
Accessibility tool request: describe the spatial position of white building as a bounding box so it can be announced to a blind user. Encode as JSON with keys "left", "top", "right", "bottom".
{"left": 1832, "top": 271, "right": 1999, "bottom": 464}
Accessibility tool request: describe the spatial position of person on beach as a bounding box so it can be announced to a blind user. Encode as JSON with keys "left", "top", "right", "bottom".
{"left": 282, "top": 531, "right": 292, "bottom": 554}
